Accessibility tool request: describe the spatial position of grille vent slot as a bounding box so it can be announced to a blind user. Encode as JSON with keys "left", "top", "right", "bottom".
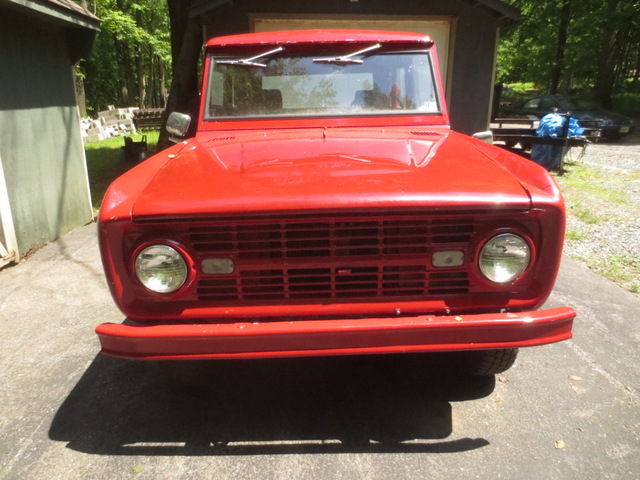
{"left": 190, "top": 214, "right": 475, "bottom": 303}
{"left": 196, "top": 264, "right": 470, "bottom": 302}
{"left": 189, "top": 218, "right": 473, "bottom": 260}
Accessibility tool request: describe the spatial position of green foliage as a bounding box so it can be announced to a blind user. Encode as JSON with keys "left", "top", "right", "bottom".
{"left": 590, "top": 253, "right": 640, "bottom": 294}
{"left": 498, "top": 0, "right": 640, "bottom": 104}
{"left": 561, "top": 164, "right": 630, "bottom": 205}
{"left": 80, "top": 0, "right": 171, "bottom": 114}
{"left": 505, "top": 82, "right": 538, "bottom": 94}
{"left": 565, "top": 228, "right": 586, "bottom": 241}
{"left": 612, "top": 93, "right": 640, "bottom": 116}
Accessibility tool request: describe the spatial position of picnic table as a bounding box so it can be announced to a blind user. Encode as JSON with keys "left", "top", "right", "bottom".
{"left": 490, "top": 114, "right": 603, "bottom": 171}
{"left": 491, "top": 115, "right": 602, "bottom": 152}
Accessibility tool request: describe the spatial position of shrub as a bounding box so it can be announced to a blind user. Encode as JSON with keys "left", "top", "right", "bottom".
{"left": 611, "top": 93, "right": 640, "bottom": 117}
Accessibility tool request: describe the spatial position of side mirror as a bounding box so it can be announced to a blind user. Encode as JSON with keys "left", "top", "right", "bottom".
{"left": 472, "top": 131, "right": 493, "bottom": 144}
{"left": 166, "top": 112, "right": 191, "bottom": 139}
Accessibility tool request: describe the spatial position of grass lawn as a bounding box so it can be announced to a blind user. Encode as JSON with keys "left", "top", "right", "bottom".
{"left": 85, "top": 131, "right": 159, "bottom": 213}
{"left": 555, "top": 159, "right": 640, "bottom": 294}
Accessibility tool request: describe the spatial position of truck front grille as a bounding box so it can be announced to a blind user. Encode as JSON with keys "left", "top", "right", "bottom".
{"left": 188, "top": 214, "right": 475, "bottom": 303}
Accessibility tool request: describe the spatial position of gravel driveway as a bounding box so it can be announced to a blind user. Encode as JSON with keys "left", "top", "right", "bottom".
{"left": 555, "top": 128, "right": 640, "bottom": 293}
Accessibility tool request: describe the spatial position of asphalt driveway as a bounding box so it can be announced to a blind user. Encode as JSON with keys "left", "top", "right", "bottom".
{"left": 1, "top": 223, "right": 638, "bottom": 479}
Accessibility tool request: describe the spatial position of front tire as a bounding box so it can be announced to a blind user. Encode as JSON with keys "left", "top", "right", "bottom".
{"left": 456, "top": 349, "right": 519, "bottom": 376}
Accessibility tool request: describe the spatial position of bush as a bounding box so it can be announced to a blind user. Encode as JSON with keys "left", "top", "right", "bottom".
{"left": 505, "top": 82, "right": 539, "bottom": 95}
{"left": 611, "top": 93, "right": 640, "bottom": 117}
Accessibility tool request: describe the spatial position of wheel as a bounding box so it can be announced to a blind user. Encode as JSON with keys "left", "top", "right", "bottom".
{"left": 456, "top": 349, "right": 519, "bottom": 376}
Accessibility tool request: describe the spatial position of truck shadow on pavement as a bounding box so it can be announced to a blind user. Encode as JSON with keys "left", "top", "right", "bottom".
{"left": 49, "top": 353, "right": 494, "bottom": 455}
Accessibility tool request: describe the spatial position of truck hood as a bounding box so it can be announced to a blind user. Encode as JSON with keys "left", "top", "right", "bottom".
{"left": 132, "top": 127, "right": 531, "bottom": 218}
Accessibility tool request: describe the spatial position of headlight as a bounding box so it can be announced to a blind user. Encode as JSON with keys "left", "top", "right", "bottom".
{"left": 135, "top": 244, "right": 188, "bottom": 293}
{"left": 479, "top": 233, "right": 531, "bottom": 284}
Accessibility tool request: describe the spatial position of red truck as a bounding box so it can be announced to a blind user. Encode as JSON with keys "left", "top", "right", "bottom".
{"left": 96, "top": 30, "right": 576, "bottom": 375}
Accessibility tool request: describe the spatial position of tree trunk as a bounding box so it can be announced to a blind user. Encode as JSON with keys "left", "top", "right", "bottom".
{"left": 594, "top": 0, "right": 621, "bottom": 108}
{"left": 73, "top": 64, "right": 88, "bottom": 118}
{"left": 549, "top": 0, "right": 571, "bottom": 95}
{"left": 137, "top": 49, "right": 147, "bottom": 108}
{"left": 632, "top": 46, "right": 640, "bottom": 92}
{"left": 157, "top": 0, "right": 202, "bottom": 151}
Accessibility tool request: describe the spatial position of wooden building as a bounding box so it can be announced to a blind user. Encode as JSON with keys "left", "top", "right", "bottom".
{"left": 193, "top": 0, "right": 519, "bottom": 135}
{"left": 0, "top": 0, "right": 99, "bottom": 266}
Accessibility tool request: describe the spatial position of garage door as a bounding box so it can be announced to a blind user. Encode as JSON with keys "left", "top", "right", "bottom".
{"left": 252, "top": 15, "right": 452, "bottom": 95}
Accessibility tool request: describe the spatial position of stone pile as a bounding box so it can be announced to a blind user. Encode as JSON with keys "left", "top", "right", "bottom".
{"left": 81, "top": 106, "right": 138, "bottom": 143}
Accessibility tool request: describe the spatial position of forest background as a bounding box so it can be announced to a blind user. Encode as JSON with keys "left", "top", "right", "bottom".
{"left": 76, "top": 0, "right": 640, "bottom": 125}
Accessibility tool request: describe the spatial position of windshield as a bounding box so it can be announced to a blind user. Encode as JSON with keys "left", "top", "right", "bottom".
{"left": 204, "top": 50, "right": 440, "bottom": 120}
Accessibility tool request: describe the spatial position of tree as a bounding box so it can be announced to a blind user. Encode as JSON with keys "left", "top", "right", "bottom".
{"left": 80, "top": 0, "right": 171, "bottom": 114}
{"left": 498, "top": 0, "right": 640, "bottom": 105}
{"left": 549, "top": 0, "right": 571, "bottom": 95}
{"left": 593, "top": 0, "right": 640, "bottom": 107}
{"left": 157, "top": 0, "right": 202, "bottom": 151}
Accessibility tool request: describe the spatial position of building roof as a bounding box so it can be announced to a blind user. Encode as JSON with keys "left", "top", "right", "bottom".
{"left": 191, "top": 0, "right": 520, "bottom": 26}
{"left": 45, "top": 0, "right": 99, "bottom": 21}
{"left": 0, "top": 0, "right": 100, "bottom": 30}
{"left": 468, "top": 0, "right": 520, "bottom": 26}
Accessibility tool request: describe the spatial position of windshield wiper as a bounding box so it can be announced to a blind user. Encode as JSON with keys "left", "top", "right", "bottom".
{"left": 313, "top": 43, "right": 381, "bottom": 65}
{"left": 216, "top": 46, "right": 284, "bottom": 68}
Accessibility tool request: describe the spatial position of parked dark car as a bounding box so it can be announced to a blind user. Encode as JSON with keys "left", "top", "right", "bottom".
{"left": 502, "top": 95, "right": 634, "bottom": 141}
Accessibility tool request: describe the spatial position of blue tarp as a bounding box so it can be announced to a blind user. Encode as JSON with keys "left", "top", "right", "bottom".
{"left": 531, "top": 114, "right": 584, "bottom": 170}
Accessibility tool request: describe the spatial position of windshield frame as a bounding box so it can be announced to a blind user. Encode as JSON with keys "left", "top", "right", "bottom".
{"left": 202, "top": 48, "right": 443, "bottom": 123}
